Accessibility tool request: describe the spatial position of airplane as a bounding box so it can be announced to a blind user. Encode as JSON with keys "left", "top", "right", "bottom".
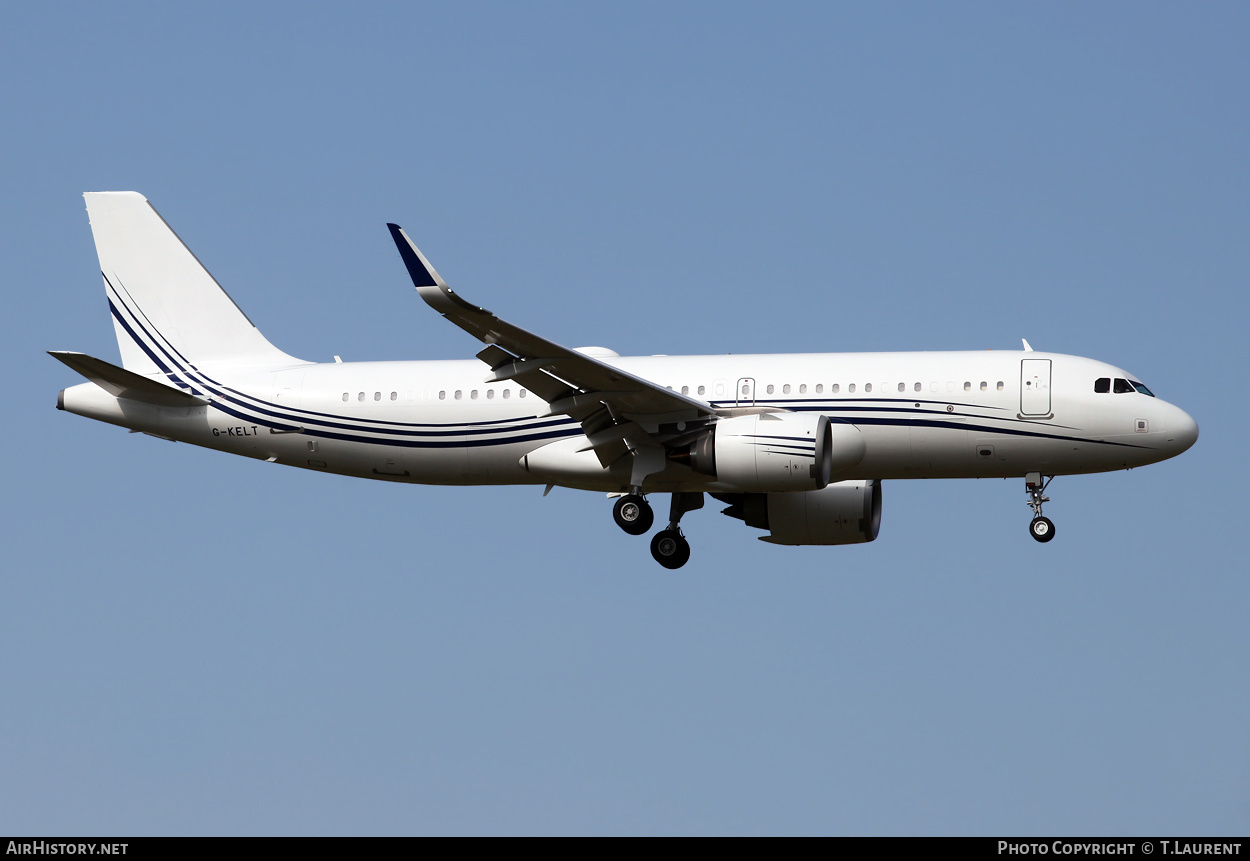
{"left": 52, "top": 192, "right": 1199, "bottom": 568}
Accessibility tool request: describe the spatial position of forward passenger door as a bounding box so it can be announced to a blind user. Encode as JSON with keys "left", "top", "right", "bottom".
{"left": 1020, "top": 359, "right": 1051, "bottom": 417}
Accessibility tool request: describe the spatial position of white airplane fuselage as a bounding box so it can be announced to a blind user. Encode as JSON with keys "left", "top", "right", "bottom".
{"left": 59, "top": 349, "right": 1196, "bottom": 490}
{"left": 53, "top": 192, "right": 1198, "bottom": 564}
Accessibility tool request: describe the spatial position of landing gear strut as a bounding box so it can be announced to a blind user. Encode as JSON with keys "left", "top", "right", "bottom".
{"left": 650, "top": 492, "right": 703, "bottom": 569}
{"left": 1025, "top": 472, "right": 1056, "bottom": 543}
{"left": 613, "top": 489, "right": 653, "bottom": 536}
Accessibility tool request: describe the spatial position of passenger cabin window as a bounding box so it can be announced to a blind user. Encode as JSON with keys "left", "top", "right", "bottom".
{"left": 963, "top": 382, "right": 971, "bottom": 391}
{"left": 439, "top": 390, "right": 446, "bottom": 400}
{"left": 502, "top": 389, "right": 510, "bottom": 399}
{"left": 374, "top": 392, "right": 381, "bottom": 401}
{"left": 783, "top": 384, "right": 791, "bottom": 394}
{"left": 487, "top": 389, "right": 494, "bottom": 399}
{"left": 898, "top": 383, "right": 906, "bottom": 392}
{"left": 766, "top": 384, "right": 775, "bottom": 395}
{"left": 697, "top": 385, "right": 706, "bottom": 395}
{"left": 342, "top": 393, "right": 349, "bottom": 402}
{"left": 799, "top": 384, "right": 807, "bottom": 394}
{"left": 1113, "top": 378, "right": 1134, "bottom": 394}
{"left": 1095, "top": 377, "right": 1111, "bottom": 393}
{"left": 358, "top": 392, "right": 365, "bottom": 402}
{"left": 848, "top": 384, "right": 855, "bottom": 393}
{"left": 997, "top": 381, "right": 1004, "bottom": 391}
{"left": 816, "top": 384, "right": 823, "bottom": 394}
{"left": 864, "top": 383, "right": 872, "bottom": 393}
{"left": 390, "top": 392, "right": 397, "bottom": 401}
{"left": 980, "top": 381, "right": 987, "bottom": 391}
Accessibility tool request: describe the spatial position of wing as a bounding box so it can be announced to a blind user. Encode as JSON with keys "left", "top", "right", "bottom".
{"left": 387, "top": 224, "right": 717, "bottom": 472}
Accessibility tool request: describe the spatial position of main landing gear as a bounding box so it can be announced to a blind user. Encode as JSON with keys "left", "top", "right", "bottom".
{"left": 1025, "top": 472, "right": 1056, "bottom": 543}
{"left": 650, "top": 530, "right": 690, "bottom": 570}
{"left": 612, "top": 490, "right": 703, "bottom": 569}
{"left": 612, "top": 490, "right": 654, "bottom": 535}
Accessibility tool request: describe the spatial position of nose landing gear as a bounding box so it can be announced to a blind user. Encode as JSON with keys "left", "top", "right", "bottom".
{"left": 1025, "top": 472, "right": 1056, "bottom": 543}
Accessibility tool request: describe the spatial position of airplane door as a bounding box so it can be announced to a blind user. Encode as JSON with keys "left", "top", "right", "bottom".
{"left": 1020, "top": 359, "right": 1051, "bottom": 416}
{"left": 736, "top": 378, "right": 755, "bottom": 407}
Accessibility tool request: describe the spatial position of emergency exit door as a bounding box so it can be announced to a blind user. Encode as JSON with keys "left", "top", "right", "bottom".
{"left": 736, "top": 378, "right": 755, "bottom": 406}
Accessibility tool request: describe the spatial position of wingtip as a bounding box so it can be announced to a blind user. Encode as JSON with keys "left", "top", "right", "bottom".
{"left": 386, "top": 223, "right": 443, "bottom": 289}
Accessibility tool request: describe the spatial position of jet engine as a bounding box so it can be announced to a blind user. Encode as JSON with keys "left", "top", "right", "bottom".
{"left": 715, "top": 480, "right": 882, "bottom": 545}
{"left": 676, "top": 413, "right": 865, "bottom": 493}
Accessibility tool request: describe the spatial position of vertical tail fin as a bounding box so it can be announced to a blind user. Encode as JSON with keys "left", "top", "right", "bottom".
{"left": 84, "top": 192, "right": 301, "bottom": 374}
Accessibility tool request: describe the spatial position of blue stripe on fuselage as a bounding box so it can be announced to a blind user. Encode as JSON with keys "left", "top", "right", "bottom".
{"left": 105, "top": 277, "right": 1150, "bottom": 454}
{"left": 105, "top": 281, "right": 581, "bottom": 448}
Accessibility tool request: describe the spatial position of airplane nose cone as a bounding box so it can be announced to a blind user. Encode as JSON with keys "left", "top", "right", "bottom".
{"left": 1169, "top": 407, "right": 1199, "bottom": 455}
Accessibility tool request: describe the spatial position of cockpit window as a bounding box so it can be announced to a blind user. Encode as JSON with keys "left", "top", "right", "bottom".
{"left": 1130, "top": 380, "right": 1155, "bottom": 397}
{"left": 1094, "top": 378, "right": 1110, "bottom": 394}
{"left": 1113, "top": 378, "right": 1134, "bottom": 394}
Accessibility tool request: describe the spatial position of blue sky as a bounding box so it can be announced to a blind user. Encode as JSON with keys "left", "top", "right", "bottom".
{"left": 2, "top": 2, "right": 1246, "bottom": 835}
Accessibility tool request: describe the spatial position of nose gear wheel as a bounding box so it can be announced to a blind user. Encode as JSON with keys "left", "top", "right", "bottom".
{"left": 1030, "top": 516, "right": 1056, "bottom": 543}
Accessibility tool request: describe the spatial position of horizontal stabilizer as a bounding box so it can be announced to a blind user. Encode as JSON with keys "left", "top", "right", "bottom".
{"left": 48, "top": 351, "right": 207, "bottom": 407}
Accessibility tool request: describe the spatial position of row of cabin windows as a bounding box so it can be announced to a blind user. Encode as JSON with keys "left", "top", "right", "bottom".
{"left": 678, "top": 381, "right": 1006, "bottom": 397}
{"left": 345, "top": 379, "right": 1015, "bottom": 405}
{"left": 439, "top": 389, "right": 526, "bottom": 400}
{"left": 342, "top": 389, "right": 528, "bottom": 402}
{"left": 1094, "top": 377, "right": 1155, "bottom": 396}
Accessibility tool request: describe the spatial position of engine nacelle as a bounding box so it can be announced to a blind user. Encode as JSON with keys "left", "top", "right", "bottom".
{"left": 718, "top": 480, "right": 882, "bottom": 545}
{"left": 683, "top": 413, "right": 865, "bottom": 493}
